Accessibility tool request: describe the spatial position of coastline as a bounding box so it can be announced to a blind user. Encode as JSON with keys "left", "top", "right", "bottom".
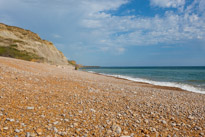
{"left": 0, "top": 57, "right": 204, "bottom": 136}
{"left": 83, "top": 70, "right": 205, "bottom": 94}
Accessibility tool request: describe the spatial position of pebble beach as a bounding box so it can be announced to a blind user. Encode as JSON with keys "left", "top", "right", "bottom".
{"left": 0, "top": 57, "right": 204, "bottom": 137}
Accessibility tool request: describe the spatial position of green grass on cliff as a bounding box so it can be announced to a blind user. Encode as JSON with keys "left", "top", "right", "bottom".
{"left": 0, "top": 45, "right": 42, "bottom": 61}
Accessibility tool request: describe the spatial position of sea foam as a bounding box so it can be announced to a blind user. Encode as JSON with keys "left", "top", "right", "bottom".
{"left": 98, "top": 73, "right": 205, "bottom": 94}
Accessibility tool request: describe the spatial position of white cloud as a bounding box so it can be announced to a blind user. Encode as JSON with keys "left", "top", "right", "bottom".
{"left": 0, "top": 0, "right": 204, "bottom": 55}
{"left": 150, "top": 0, "right": 185, "bottom": 8}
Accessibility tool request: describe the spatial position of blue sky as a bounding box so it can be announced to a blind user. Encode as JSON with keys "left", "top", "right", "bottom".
{"left": 0, "top": 0, "right": 205, "bottom": 66}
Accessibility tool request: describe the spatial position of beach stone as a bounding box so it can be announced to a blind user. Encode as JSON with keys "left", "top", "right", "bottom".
{"left": 15, "top": 129, "right": 20, "bottom": 133}
{"left": 36, "top": 128, "right": 43, "bottom": 135}
{"left": 30, "top": 133, "right": 36, "bottom": 137}
{"left": 173, "top": 128, "right": 179, "bottom": 131}
{"left": 199, "top": 133, "right": 204, "bottom": 136}
{"left": 150, "top": 127, "right": 156, "bottom": 132}
{"left": 188, "top": 115, "right": 194, "bottom": 120}
{"left": 144, "top": 119, "right": 149, "bottom": 124}
{"left": 194, "top": 126, "right": 202, "bottom": 130}
{"left": 53, "top": 121, "right": 59, "bottom": 125}
{"left": 123, "top": 130, "right": 128, "bottom": 135}
{"left": 171, "top": 122, "right": 176, "bottom": 126}
{"left": 112, "top": 124, "right": 122, "bottom": 134}
{"left": 73, "top": 123, "right": 78, "bottom": 127}
{"left": 90, "top": 109, "right": 96, "bottom": 113}
{"left": 27, "top": 106, "right": 34, "bottom": 110}
{"left": 161, "top": 120, "right": 167, "bottom": 124}
{"left": 26, "top": 132, "right": 30, "bottom": 137}
{"left": 106, "top": 129, "right": 112, "bottom": 134}
{"left": 3, "top": 127, "right": 9, "bottom": 130}
{"left": 53, "top": 127, "right": 58, "bottom": 133}
{"left": 6, "top": 118, "right": 15, "bottom": 122}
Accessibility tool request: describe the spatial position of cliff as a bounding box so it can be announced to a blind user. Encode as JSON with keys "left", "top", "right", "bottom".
{"left": 0, "top": 23, "right": 69, "bottom": 65}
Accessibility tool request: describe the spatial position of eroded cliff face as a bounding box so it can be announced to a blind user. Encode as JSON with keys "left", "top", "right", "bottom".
{"left": 0, "top": 23, "right": 68, "bottom": 65}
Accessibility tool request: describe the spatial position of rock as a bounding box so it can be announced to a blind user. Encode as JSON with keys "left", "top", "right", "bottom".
{"left": 199, "top": 133, "right": 204, "bottom": 136}
{"left": 112, "top": 124, "right": 122, "bottom": 134}
{"left": 41, "top": 115, "right": 45, "bottom": 118}
{"left": 26, "top": 132, "right": 30, "bottom": 137}
{"left": 106, "top": 129, "right": 112, "bottom": 134}
{"left": 73, "top": 123, "right": 78, "bottom": 127}
{"left": 90, "top": 109, "right": 96, "bottom": 113}
{"left": 6, "top": 118, "right": 15, "bottom": 122}
{"left": 36, "top": 128, "right": 43, "bottom": 135}
{"left": 171, "top": 122, "right": 176, "bottom": 126}
{"left": 21, "top": 123, "right": 26, "bottom": 127}
{"left": 3, "top": 127, "right": 8, "bottom": 130}
{"left": 144, "top": 119, "right": 149, "bottom": 124}
{"left": 173, "top": 127, "right": 179, "bottom": 131}
{"left": 161, "top": 120, "right": 167, "bottom": 124}
{"left": 15, "top": 129, "right": 20, "bottom": 133}
{"left": 150, "top": 127, "right": 156, "bottom": 132}
{"left": 194, "top": 126, "right": 202, "bottom": 131}
{"left": 27, "top": 106, "right": 34, "bottom": 110}
{"left": 64, "top": 119, "right": 69, "bottom": 122}
{"left": 53, "top": 121, "right": 59, "bottom": 125}
{"left": 53, "top": 127, "right": 58, "bottom": 133}
{"left": 188, "top": 115, "right": 194, "bottom": 120}
{"left": 30, "top": 133, "right": 36, "bottom": 137}
{"left": 61, "top": 114, "right": 66, "bottom": 117}
{"left": 123, "top": 130, "right": 128, "bottom": 135}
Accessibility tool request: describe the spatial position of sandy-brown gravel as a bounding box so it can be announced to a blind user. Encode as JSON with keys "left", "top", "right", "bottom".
{"left": 0, "top": 57, "right": 204, "bottom": 137}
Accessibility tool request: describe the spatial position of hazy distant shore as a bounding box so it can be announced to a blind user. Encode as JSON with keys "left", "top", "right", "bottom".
{"left": 0, "top": 57, "right": 204, "bottom": 136}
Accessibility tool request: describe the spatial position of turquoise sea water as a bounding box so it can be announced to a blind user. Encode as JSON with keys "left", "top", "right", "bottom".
{"left": 82, "top": 67, "right": 205, "bottom": 94}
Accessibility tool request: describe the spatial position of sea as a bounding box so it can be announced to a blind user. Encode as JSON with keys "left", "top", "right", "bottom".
{"left": 81, "top": 66, "right": 205, "bottom": 94}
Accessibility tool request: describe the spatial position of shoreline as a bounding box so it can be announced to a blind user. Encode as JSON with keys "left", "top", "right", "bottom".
{"left": 0, "top": 57, "right": 204, "bottom": 136}
{"left": 82, "top": 70, "right": 204, "bottom": 94}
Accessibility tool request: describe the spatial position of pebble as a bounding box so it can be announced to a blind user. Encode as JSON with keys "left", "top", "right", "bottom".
{"left": 194, "top": 126, "right": 202, "bottom": 131}
{"left": 6, "top": 118, "right": 15, "bottom": 122}
{"left": 3, "top": 127, "right": 9, "bottom": 130}
{"left": 144, "top": 119, "right": 149, "bottom": 124}
{"left": 161, "top": 120, "right": 167, "bottom": 124}
{"left": 199, "top": 133, "right": 204, "bottom": 136}
{"left": 27, "top": 106, "right": 35, "bottom": 110}
{"left": 123, "top": 130, "right": 128, "bottom": 134}
{"left": 15, "top": 129, "right": 20, "bottom": 133}
{"left": 173, "top": 127, "right": 179, "bottom": 131}
{"left": 53, "top": 127, "right": 58, "bottom": 133}
{"left": 90, "top": 109, "right": 96, "bottom": 113}
{"left": 112, "top": 124, "right": 122, "bottom": 134}
{"left": 188, "top": 115, "right": 194, "bottom": 120}
{"left": 26, "top": 132, "right": 30, "bottom": 137}
{"left": 73, "top": 123, "right": 78, "bottom": 127}
{"left": 53, "top": 121, "right": 59, "bottom": 125}
{"left": 36, "top": 128, "right": 43, "bottom": 135}
{"left": 171, "top": 122, "right": 176, "bottom": 126}
{"left": 106, "top": 129, "right": 112, "bottom": 134}
{"left": 64, "top": 119, "right": 69, "bottom": 122}
{"left": 30, "top": 133, "right": 36, "bottom": 137}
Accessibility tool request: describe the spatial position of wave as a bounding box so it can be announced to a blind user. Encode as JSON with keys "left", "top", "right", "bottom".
{"left": 97, "top": 73, "right": 205, "bottom": 94}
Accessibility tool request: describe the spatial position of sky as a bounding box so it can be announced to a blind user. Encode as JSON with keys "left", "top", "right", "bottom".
{"left": 0, "top": 0, "right": 205, "bottom": 66}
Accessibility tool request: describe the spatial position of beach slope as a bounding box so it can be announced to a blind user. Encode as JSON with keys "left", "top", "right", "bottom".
{"left": 0, "top": 57, "right": 204, "bottom": 136}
